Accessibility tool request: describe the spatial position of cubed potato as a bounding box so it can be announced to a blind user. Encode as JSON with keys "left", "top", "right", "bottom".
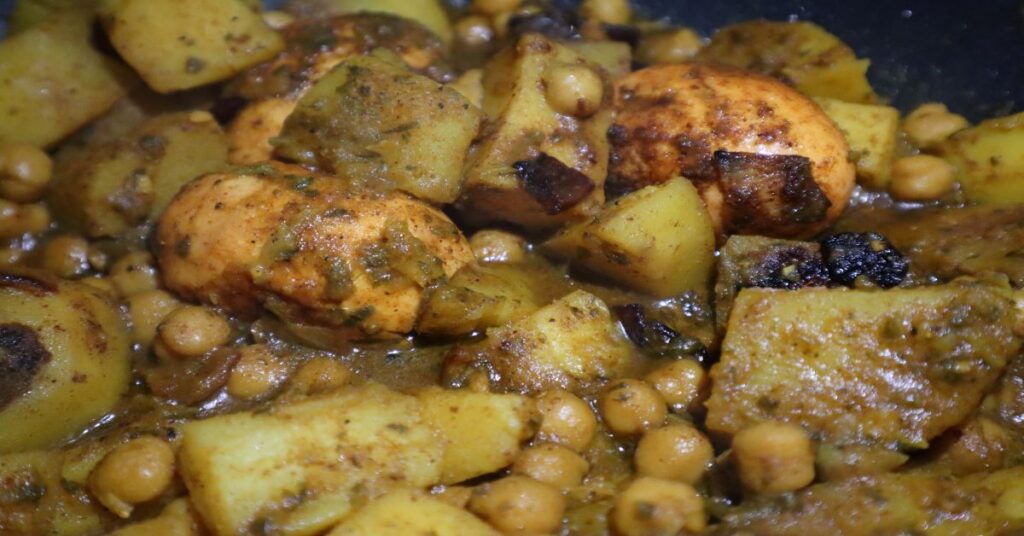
{"left": 698, "top": 20, "right": 878, "bottom": 104}
{"left": 815, "top": 97, "right": 901, "bottom": 189}
{"left": 417, "top": 262, "right": 564, "bottom": 336}
{"left": 178, "top": 384, "right": 443, "bottom": 536}
{"left": 97, "top": 0, "right": 284, "bottom": 93}
{"left": 445, "top": 290, "right": 635, "bottom": 394}
{"left": 329, "top": 489, "right": 499, "bottom": 536}
{"left": 566, "top": 41, "right": 633, "bottom": 80}
{"left": 714, "top": 466, "right": 1024, "bottom": 535}
{"left": 302, "top": 0, "right": 453, "bottom": 44}
{"left": 274, "top": 55, "right": 481, "bottom": 204}
{"left": 48, "top": 111, "right": 229, "bottom": 238}
{"left": 940, "top": 112, "right": 1024, "bottom": 204}
{"left": 9, "top": 0, "right": 97, "bottom": 33}
{"left": 0, "top": 8, "right": 133, "bottom": 147}
{"left": 418, "top": 387, "right": 536, "bottom": 484}
{"left": 706, "top": 282, "right": 1023, "bottom": 451}
{"left": 107, "top": 499, "right": 202, "bottom": 536}
{"left": 0, "top": 271, "right": 131, "bottom": 454}
{"left": 543, "top": 178, "right": 716, "bottom": 298}
{"left": 458, "top": 34, "right": 611, "bottom": 231}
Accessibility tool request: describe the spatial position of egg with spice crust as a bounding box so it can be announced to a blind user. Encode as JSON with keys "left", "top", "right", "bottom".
{"left": 608, "top": 62, "right": 855, "bottom": 239}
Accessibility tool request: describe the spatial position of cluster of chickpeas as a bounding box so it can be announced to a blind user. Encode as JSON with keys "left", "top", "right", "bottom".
{"left": 0, "top": 143, "right": 54, "bottom": 263}
{"left": 889, "top": 103, "right": 968, "bottom": 202}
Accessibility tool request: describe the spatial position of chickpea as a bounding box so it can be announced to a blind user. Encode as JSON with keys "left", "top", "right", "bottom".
{"left": 289, "top": 356, "right": 352, "bottom": 395}
{"left": 902, "top": 103, "right": 969, "bottom": 149}
{"left": 468, "top": 475, "right": 565, "bottom": 535}
{"left": 889, "top": 154, "right": 957, "bottom": 201}
{"left": 732, "top": 421, "right": 816, "bottom": 495}
{"left": 88, "top": 436, "right": 175, "bottom": 518}
{"left": 469, "top": 229, "right": 528, "bottom": 264}
{"left": 0, "top": 244, "right": 24, "bottom": 267}
{"left": 40, "top": 235, "right": 91, "bottom": 279}
{"left": 456, "top": 15, "right": 494, "bottom": 47}
{"left": 512, "top": 442, "right": 590, "bottom": 490}
{"left": 0, "top": 143, "right": 53, "bottom": 203}
{"left": 636, "top": 29, "right": 703, "bottom": 65}
{"left": 612, "top": 477, "right": 706, "bottom": 536}
{"left": 536, "top": 389, "right": 598, "bottom": 452}
{"left": 644, "top": 359, "right": 708, "bottom": 415}
{"left": 544, "top": 64, "right": 604, "bottom": 117}
{"left": 472, "top": 0, "right": 521, "bottom": 15}
{"left": 87, "top": 246, "right": 109, "bottom": 271}
{"left": 109, "top": 251, "right": 159, "bottom": 297}
{"left": 579, "top": 0, "right": 631, "bottom": 24}
{"left": 155, "top": 305, "right": 232, "bottom": 359}
{"left": 227, "top": 344, "right": 290, "bottom": 400}
{"left": 599, "top": 379, "right": 667, "bottom": 436}
{"left": 634, "top": 423, "right": 713, "bottom": 484}
{"left": 127, "top": 289, "right": 182, "bottom": 346}
{"left": 0, "top": 200, "right": 50, "bottom": 238}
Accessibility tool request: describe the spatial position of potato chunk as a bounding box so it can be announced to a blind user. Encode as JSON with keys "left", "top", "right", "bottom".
{"left": 458, "top": 34, "right": 612, "bottom": 231}
{"left": 0, "top": 8, "right": 132, "bottom": 147}
{"left": 284, "top": 0, "right": 454, "bottom": 44}
{"left": 542, "top": 178, "right": 716, "bottom": 298}
{"left": 48, "top": 111, "right": 229, "bottom": 238}
{"left": 418, "top": 387, "right": 536, "bottom": 484}
{"left": 609, "top": 63, "right": 855, "bottom": 238}
{"left": 0, "top": 270, "right": 131, "bottom": 453}
{"left": 698, "top": 20, "right": 878, "bottom": 104}
{"left": 274, "top": 55, "right": 481, "bottom": 204}
{"left": 329, "top": 489, "right": 499, "bottom": 536}
{"left": 445, "top": 290, "right": 635, "bottom": 394}
{"left": 98, "top": 0, "right": 284, "bottom": 93}
{"left": 155, "top": 162, "right": 473, "bottom": 339}
{"left": 815, "top": 97, "right": 901, "bottom": 189}
{"left": 940, "top": 112, "right": 1024, "bottom": 204}
{"left": 178, "top": 384, "right": 443, "bottom": 536}
{"left": 706, "top": 282, "right": 1022, "bottom": 450}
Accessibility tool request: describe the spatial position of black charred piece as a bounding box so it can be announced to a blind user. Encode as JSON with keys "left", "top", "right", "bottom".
{"left": 820, "top": 232, "right": 909, "bottom": 288}
{"left": 0, "top": 323, "right": 51, "bottom": 409}
{"left": 613, "top": 304, "right": 706, "bottom": 360}
{"left": 602, "top": 24, "right": 641, "bottom": 47}
{"left": 210, "top": 96, "right": 249, "bottom": 125}
{"left": 751, "top": 246, "right": 831, "bottom": 290}
{"left": 507, "top": 7, "right": 582, "bottom": 41}
{"left": 513, "top": 153, "right": 595, "bottom": 215}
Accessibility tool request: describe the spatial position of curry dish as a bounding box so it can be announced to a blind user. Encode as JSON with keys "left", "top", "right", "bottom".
{"left": 1, "top": 0, "right": 1023, "bottom": 534}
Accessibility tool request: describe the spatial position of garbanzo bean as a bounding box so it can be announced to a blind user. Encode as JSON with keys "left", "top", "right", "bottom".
{"left": 127, "top": 289, "right": 182, "bottom": 346}
{"left": 472, "top": 0, "right": 521, "bottom": 16}
{"left": 469, "top": 229, "right": 529, "bottom": 264}
{"left": 41, "top": 234, "right": 91, "bottom": 279}
{"left": 579, "top": 0, "right": 631, "bottom": 24}
{"left": 612, "top": 477, "right": 706, "bottom": 536}
{"left": 599, "top": 379, "right": 667, "bottom": 436}
{"left": 109, "top": 251, "right": 159, "bottom": 297}
{"left": 634, "top": 423, "right": 714, "bottom": 484}
{"left": 455, "top": 15, "right": 494, "bottom": 47}
{"left": 512, "top": 442, "right": 590, "bottom": 490}
{"left": 536, "top": 389, "right": 598, "bottom": 452}
{"left": 288, "top": 356, "right": 352, "bottom": 395}
{"left": 155, "top": 305, "right": 232, "bottom": 359}
{"left": 468, "top": 475, "right": 566, "bottom": 535}
{"left": 889, "top": 154, "right": 957, "bottom": 201}
{"left": 732, "top": 421, "right": 816, "bottom": 495}
{"left": 227, "top": 344, "right": 290, "bottom": 400}
{"left": 0, "top": 142, "right": 53, "bottom": 203}
{"left": 636, "top": 29, "right": 703, "bottom": 65}
{"left": 644, "top": 359, "right": 708, "bottom": 414}
{"left": 88, "top": 436, "right": 175, "bottom": 518}
{"left": 902, "top": 103, "right": 969, "bottom": 149}
{"left": 0, "top": 200, "right": 50, "bottom": 238}
{"left": 544, "top": 64, "right": 604, "bottom": 117}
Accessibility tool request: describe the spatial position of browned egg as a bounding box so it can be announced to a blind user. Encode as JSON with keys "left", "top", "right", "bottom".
{"left": 609, "top": 62, "right": 856, "bottom": 238}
